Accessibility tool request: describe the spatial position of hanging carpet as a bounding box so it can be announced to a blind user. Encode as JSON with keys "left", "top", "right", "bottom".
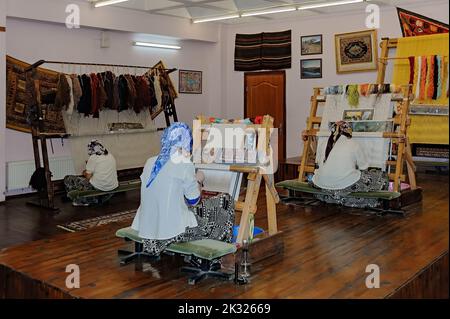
{"left": 235, "top": 30, "right": 291, "bottom": 71}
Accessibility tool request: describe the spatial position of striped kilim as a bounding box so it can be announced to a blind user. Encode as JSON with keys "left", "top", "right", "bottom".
{"left": 235, "top": 30, "right": 291, "bottom": 71}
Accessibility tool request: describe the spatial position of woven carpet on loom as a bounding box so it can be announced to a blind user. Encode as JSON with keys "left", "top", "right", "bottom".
{"left": 392, "top": 34, "right": 449, "bottom": 145}
{"left": 235, "top": 30, "right": 291, "bottom": 71}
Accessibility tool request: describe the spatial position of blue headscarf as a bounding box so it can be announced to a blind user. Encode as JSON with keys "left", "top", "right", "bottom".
{"left": 146, "top": 122, "right": 193, "bottom": 188}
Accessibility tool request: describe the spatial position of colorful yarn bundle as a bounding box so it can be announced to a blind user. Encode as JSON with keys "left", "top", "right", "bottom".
{"left": 324, "top": 85, "right": 344, "bottom": 95}
{"left": 409, "top": 54, "right": 448, "bottom": 101}
{"left": 346, "top": 84, "right": 360, "bottom": 108}
{"left": 208, "top": 117, "right": 254, "bottom": 125}
{"left": 358, "top": 83, "right": 370, "bottom": 97}
{"left": 323, "top": 83, "right": 404, "bottom": 98}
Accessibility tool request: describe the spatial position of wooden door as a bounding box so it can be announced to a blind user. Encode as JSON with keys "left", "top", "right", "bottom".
{"left": 244, "top": 71, "right": 286, "bottom": 161}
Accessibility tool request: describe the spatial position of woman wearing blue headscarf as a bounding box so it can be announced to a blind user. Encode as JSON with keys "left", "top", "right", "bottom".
{"left": 131, "top": 123, "right": 235, "bottom": 256}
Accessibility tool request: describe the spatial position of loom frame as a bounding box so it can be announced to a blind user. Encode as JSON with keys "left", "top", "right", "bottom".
{"left": 298, "top": 85, "right": 417, "bottom": 194}
{"left": 24, "top": 59, "right": 178, "bottom": 212}
{"left": 192, "top": 115, "right": 281, "bottom": 245}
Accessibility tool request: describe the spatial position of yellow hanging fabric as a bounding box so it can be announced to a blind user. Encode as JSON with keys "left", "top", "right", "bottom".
{"left": 393, "top": 33, "right": 449, "bottom": 106}
{"left": 392, "top": 34, "right": 449, "bottom": 145}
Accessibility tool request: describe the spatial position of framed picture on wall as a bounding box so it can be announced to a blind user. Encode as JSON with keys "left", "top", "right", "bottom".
{"left": 301, "top": 59, "right": 322, "bottom": 79}
{"left": 301, "top": 34, "right": 323, "bottom": 55}
{"left": 335, "top": 29, "right": 378, "bottom": 74}
{"left": 179, "top": 70, "right": 203, "bottom": 94}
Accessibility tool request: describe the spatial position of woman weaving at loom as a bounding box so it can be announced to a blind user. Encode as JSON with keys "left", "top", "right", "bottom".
{"left": 64, "top": 140, "right": 119, "bottom": 206}
{"left": 131, "top": 123, "right": 235, "bottom": 256}
{"left": 304, "top": 121, "right": 389, "bottom": 208}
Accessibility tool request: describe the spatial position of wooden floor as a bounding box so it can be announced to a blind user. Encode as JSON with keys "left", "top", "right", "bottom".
{"left": 0, "top": 173, "right": 448, "bottom": 299}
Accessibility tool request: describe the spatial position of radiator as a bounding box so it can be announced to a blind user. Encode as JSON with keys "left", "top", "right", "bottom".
{"left": 6, "top": 157, "right": 76, "bottom": 193}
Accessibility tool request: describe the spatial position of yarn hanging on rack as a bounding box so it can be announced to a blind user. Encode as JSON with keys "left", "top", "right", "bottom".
{"left": 347, "top": 85, "right": 360, "bottom": 108}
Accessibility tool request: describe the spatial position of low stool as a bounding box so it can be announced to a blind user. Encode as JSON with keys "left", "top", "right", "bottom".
{"left": 115, "top": 227, "right": 160, "bottom": 265}
{"left": 116, "top": 227, "right": 237, "bottom": 285}
{"left": 166, "top": 239, "right": 237, "bottom": 285}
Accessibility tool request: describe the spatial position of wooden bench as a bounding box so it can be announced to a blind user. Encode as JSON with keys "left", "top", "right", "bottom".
{"left": 67, "top": 180, "right": 141, "bottom": 201}
{"left": 276, "top": 180, "right": 405, "bottom": 216}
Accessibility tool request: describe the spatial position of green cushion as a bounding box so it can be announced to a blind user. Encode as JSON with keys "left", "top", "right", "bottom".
{"left": 349, "top": 191, "right": 401, "bottom": 200}
{"left": 277, "top": 180, "right": 328, "bottom": 195}
{"left": 116, "top": 227, "right": 143, "bottom": 243}
{"left": 68, "top": 180, "right": 141, "bottom": 200}
{"left": 277, "top": 180, "right": 401, "bottom": 201}
{"left": 116, "top": 228, "right": 237, "bottom": 260}
{"left": 166, "top": 240, "right": 237, "bottom": 260}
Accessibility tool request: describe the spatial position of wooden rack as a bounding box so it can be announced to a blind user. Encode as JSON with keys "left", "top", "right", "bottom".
{"left": 25, "top": 60, "right": 178, "bottom": 212}
{"left": 192, "top": 115, "right": 280, "bottom": 245}
{"left": 299, "top": 85, "right": 417, "bottom": 193}
{"left": 24, "top": 59, "right": 177, "bottom": 74}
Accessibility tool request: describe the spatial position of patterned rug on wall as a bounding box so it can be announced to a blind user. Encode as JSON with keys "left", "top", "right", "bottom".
{"left": 57, "top": 210, "right": 137, "bottom": 232}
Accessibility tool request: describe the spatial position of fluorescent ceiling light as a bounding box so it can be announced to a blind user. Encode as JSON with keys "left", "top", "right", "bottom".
{"left": 94, "top": 0, "right": 129, "bottom": 8}
{"left": 193, "top": 14, "right": 240, "bottom": 24}
{"left": 192, "top": 0, "right": 365, "bottom": 23}
{"left": 298, "top": 0, "right": 364, "bottom": 11}
{"left": 133, "top": 42, "right": 181, "bottom": 50}
{"left": 241, "top": 7, "right": 297, "bottom": 17}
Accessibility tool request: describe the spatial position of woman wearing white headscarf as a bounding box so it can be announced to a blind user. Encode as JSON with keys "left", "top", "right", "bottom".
{"left": 64, "top": 139, "right": 118, "bottom": 206}
{"left": 307, "top": 121, "right": 389, "bottom": 208}
{"left": 131, "top": 122, "right": 235, "bottom": 256}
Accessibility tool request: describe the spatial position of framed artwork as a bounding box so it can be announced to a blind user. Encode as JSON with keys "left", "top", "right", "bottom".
{"left": 335, "top": 29, "right": 378, "bottom": 74}
{"left": 301, "top": 59, "right": 322, "bottom": 79}
{"left": 301, "top": 34, "right": 323, "bottom": 55}
{"left": 397, "top": 7, "right": 448, "bottom": 37}
{"left": 179, "top": 70, "right": 203, "bottom": 94}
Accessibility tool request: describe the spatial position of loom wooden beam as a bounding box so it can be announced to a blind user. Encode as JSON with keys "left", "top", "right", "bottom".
{"left": 304, "top": 129, "right": 319, "bottom": 137}
{"left": 389, "top": 174, "right": 407, "bottom": 183}
{"left": 299, "top": 88, "right": 321, "bottom": 181}
{"left": 405, "top": 138, "right": 418, "bottom": 190}
{"left": 236, "top": 173, "right": 262, "bottom": 244}
{"left": 310, "top": 116, "right": 322, "bottom": 124}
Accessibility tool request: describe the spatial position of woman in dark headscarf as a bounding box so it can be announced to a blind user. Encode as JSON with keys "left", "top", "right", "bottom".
{"left": 310, "top": 121, "right": 388, "bottom": 208}
{"left": 131, "top": 123, "right": 235, "bottom": 256}
{"left": 64, "top": 140, "right": 118, "bottom": 206}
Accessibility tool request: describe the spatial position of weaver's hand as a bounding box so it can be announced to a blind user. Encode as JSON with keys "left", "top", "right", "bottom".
{"left": 196, "top": 171, "right": 205, "bottom": 185}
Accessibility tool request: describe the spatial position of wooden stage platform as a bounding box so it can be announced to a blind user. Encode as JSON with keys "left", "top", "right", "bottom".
{"left": 0, "top": 174, "right": 448, "bottom": 299}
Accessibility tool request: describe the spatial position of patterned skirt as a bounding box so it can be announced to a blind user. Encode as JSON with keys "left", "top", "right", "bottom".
{"left": 64, "top": 175, "right": 112, "bottom": 205}
{"left": 143, "top": 193, "right": 235, "bottom": 256}
{"left": 313, "top": 170, "right": 389, "bottom": 209}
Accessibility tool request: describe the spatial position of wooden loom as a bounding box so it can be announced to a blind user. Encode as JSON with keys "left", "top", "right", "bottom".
{"left": 299, "top": 84, "right": 417, "bottom": 194}
{"left": 24, "top": 60, "right": 178, "bottom": 212}
{"left": 192, "top": 115, "right": 281, "bottom": 246}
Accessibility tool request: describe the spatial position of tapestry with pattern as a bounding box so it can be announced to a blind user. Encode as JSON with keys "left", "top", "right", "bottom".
{"left": 235, "top": 30, "right": 291, "bottom": 71}
{"left": 6, "top": 56, "right": 65, "bottom": 134}
{"left": 397, "top": 7, "right": 449, "bottom": 37}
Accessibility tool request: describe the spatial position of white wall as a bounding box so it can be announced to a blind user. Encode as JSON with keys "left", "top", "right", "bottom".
{"left": 0, "top": 0, "right": 6, "bottom": 202}
{"left": 221, "top": 1, "right": 450, "bottom": 158}
{"left": 5, "top": 17, "right": 223, "bottom": 164}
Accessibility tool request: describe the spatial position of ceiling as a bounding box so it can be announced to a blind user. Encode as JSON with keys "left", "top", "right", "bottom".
{"left": 88, "top": 0, "right": 428, "bottom": 24}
